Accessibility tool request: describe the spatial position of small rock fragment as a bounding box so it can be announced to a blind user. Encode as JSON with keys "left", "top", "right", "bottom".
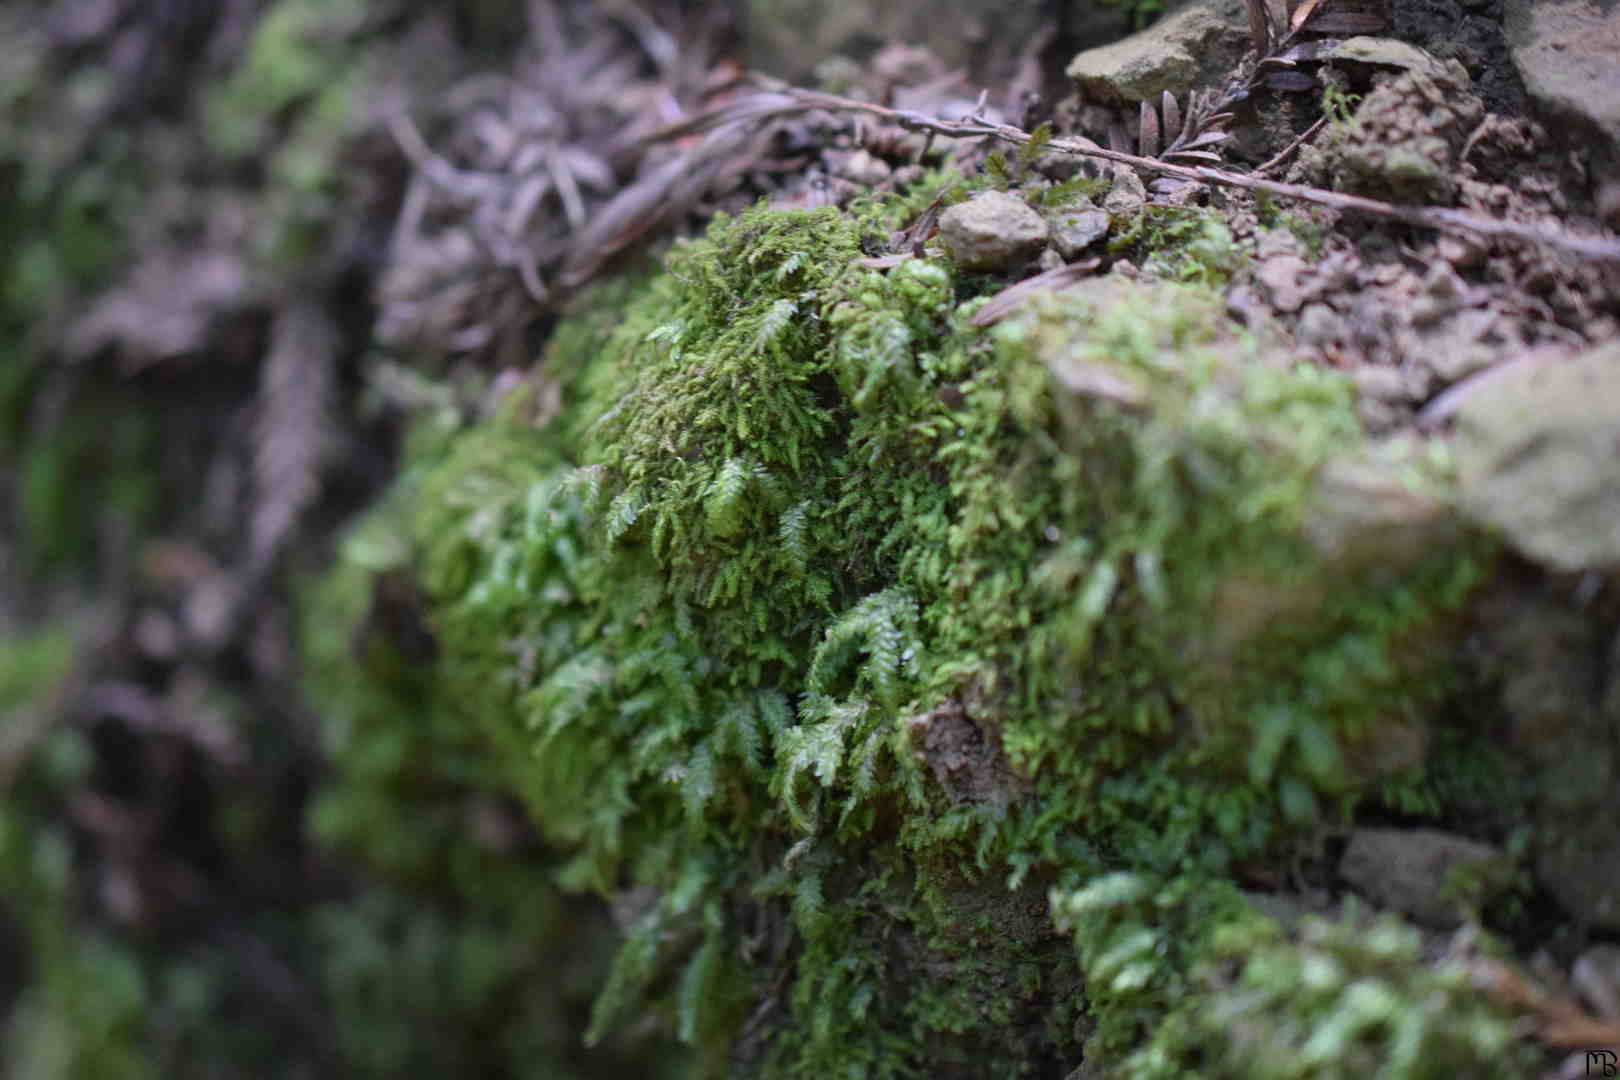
{"left": 1102, "top": 167, "right": 1147, "bottom": 217}
{"left": 1437, "top": 234, "right": 1485, "bottom": 270}
{"left": 1297, "top": 303, "right": 1348, "bottom": 348}
{"left": 1047, "top": 202, "right": 1111, "bottom": 260}
{"left": 1257, "top": 254, "right": 1311, "bottom": 313}
{"left": 832, "top": 149, "right": 892, "bottom": 187}
{"left": 1350, "top": 364, "right": 1409, "bottom": 403}
{"left": 938, "top": 191, "right": 1049, "bottom": 272}
{"left": 1327, "top": 64, "right": 1483, "bottom": 203}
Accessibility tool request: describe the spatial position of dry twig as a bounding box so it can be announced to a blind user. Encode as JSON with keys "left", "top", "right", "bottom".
{"left": 741, "top": 76, "right": 1620, "bottom": 264}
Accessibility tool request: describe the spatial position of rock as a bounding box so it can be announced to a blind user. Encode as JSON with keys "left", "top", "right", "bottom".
{"left": 1349, "top": 364, "right": 1407, "bottom": 402}
{"left": 1102, "top": 167, "right": 1147, "bottom": 217}
{"left": 1436, "top": 234, "right": 1485, "bottom": 271}
{"left": 1503, "top": 0, "right": 1620, "bottom": 169}
{"left": 1300, "top": 446, "right": 1461, "bottom": 575}
{"left": 1257, "top": 254, "right": 1311, "bottom": 313}
{"left": 830, "top": 149, "right": 891, "bottom": 187}
{"left": 1323, "top": 37, "right": 1463, "bottom": 83}
{"left": 1416, "top": 309, "right": 1505, "bottom": 383}
{"left": 1047, "top": 202, "right": 1111, "bottom": 260}
{"left": 938, "top": 191, "right": 1048, "bottom": 272}
{"left": 1451, "top": 344, "right": 1620, "bottom": 572}
{"left": 1065, "top": 0, "right": 1251, "bottom": 104}
{"left": 1327, "top": 66, "right": 1483, "bottom": 203}
{"left": 1036, "top": 246, "right": 1066, "bottom": 274}
{"left": 1539, "top": 812, "right": 1620, "bottom": 931}
{"left": 1339, "top": 828, "right": 1509, "bottom": 928}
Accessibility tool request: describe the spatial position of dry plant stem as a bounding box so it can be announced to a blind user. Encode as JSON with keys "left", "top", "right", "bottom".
{"left": 1253, "top": 114, "right": 1328, "bottom": 177}
{"left": 745, "top": 79, "right": 1620, "bottom": 264}
{"left": 385, "top": 107, "right": 496, "bottom": 203}
{"left": 971, "top": 260, "right": 1100, "bottom": 326}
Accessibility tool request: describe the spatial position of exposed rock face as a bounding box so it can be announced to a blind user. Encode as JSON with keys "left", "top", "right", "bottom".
{"left": 1451, "top": 344, "right": 1620, "bottom": 573}
{"left": 939, "top": 191, "right": 1049, "bottom": 272}
{"left": 1503, "top": 0, "right": 1620, "bottom": 168}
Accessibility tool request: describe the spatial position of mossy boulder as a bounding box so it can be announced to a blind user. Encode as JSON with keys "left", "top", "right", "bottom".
{"left": 305, "top": 196, "right": 1528, "bottom": 1076}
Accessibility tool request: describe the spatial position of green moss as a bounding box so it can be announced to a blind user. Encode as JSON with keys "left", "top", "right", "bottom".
{"left": 0, "top": 623, "right": 74, "bottom": 713}
{"left": 16, "top": 395, "right": 156, "bottom": 572}
{"left": 1125, "top": 909, "right": 1536, "bottom": 1078}
{"left": 301, "top": 485, "right": 696, "bottom": 1078}
{"left": 1106, "top": 206, "right": 1245, "bottom": 286}
{"left": 0, "top": 624, "right": 147, "bottom": 1080}
{"left": 308, "top": 191, "right": 1512, "bottom": 1074}
{"left": 203, "top": 2, "right": 362, "bottom": 159}
{"left": 4, "top": 932, "right": 153, "bottom": 1080}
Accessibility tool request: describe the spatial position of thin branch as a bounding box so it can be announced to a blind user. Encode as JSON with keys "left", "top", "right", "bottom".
{"left": 385, "top": 106, "right": 499, "bottom": 202}
{"left": 741, "top": 77, "right": 1620, "bottom": 264}
{"left": 971, "top": 259, "right": 1100, "bottom": 327}
{"left": 1253, "top": 114, "right": 1327, "bottom": 177}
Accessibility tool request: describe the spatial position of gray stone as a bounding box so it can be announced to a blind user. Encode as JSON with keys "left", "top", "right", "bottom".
{"left": 1256, "top": 254, "right": 1311, "bottom": 313}
{"left": 1323, "top": 37, "right": 1465, "bottom": 82}
{"left": 1452, "top": 344, "right": 1620, "bottom": 572}
{"left": 831, "top": 149, "right": 891, "bottom": 187}
{"left": 1065, "top": 0, "right": 1251, "bottom": 104}
{"left": 1102, "top": 167, "right": 1147, "bottom": 217}
{"left": 1047, "top": 202, "right": 1111, "bottom": 260}
{"left": 1339, "top": 828, "right": 1509, "bottom": 928}
{"left": 1504, "top": 0, "right": 1620, "bottom": 168}
{"left": 1327, "top": 65, "right": 1481, "bottom": 204}
{"left": 938, "top": 191, "right": 1048, "bottom": 273}
{"left": 1297, "top": 303, "right": 1348, "bottom": 349}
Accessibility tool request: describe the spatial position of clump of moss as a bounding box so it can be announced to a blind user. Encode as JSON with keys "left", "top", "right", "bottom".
{"left": 309, "top": 189, "right": 1507, "bottom": 1074}
{"left": 302, "top": 496, "right": 695, "bottom": 1079}
{"left": 1125, "top": 909, "right": 1537, "bottom": 1078}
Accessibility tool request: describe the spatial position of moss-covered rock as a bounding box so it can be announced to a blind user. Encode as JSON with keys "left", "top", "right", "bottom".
{"left": 305, "top": 193, "right": 1527, "bottom": 1076}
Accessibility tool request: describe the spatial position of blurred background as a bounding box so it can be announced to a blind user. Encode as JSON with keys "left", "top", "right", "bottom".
{"left": 0, "top": 1, "right": 1134, "bottom": 1075}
